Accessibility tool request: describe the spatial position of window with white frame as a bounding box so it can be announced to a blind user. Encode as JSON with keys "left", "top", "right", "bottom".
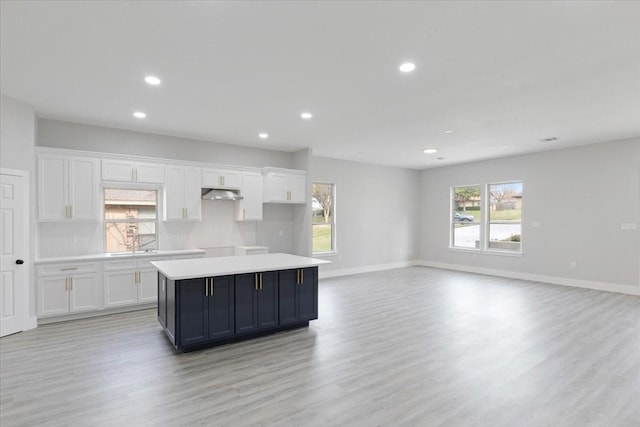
{"left": 104, "top": 188, "right": 158, "bottom": 253}
{"left": 312, "top": 182, "right": 335, "bottom": 253}
{"left": 451, "top": 184, "right": 482, "bottom": 249}
{"left": 487, "top": 181, "right": 523, "bottom": 252}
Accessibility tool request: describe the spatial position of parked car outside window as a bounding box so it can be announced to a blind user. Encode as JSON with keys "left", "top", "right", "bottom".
{"left": 454, "top": 212, "right": 474, "bottom": 222}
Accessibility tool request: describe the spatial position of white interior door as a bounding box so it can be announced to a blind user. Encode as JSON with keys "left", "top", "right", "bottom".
{"left": 1, "top": 173, "right": 26, "bottom": 337}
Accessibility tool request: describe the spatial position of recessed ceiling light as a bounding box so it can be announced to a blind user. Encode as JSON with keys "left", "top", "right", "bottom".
{"left": 423, "top": 148, "right": 438, "bottom": 154}
{"left": 258, "top": 133, "right": 269, "bottom": 139}
{"left": 144, "top": 75, "right": 161, "bottom": 85}
{"left": 399, "top": 62, "right": 416, "bottom": 73}
{"left": 444, "top": 130, "right": 453, "bottom": 134}
{"left": 300, "top": 112, "right": 313, "bottom": 119}
{"left": 133, "top": 111, "right": 146, "bottom": 119}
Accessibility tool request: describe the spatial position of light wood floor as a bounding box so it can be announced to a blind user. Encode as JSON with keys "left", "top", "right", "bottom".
{"left": 2, "top": 267, "right": 639, "bottom": 426}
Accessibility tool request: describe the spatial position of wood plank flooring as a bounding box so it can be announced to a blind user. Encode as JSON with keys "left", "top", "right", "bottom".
{"left": 1, "top": 267, "right": 639, "bottom": 426}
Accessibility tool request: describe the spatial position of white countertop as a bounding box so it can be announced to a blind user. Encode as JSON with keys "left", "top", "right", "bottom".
{"left": 151, "top": 253, "right": 330, "bottom": 280}
{"left": 35, "top": 249, "right": 206, "bottom": 264}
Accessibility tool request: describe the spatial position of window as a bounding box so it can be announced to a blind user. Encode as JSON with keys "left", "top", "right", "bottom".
{"left": 450, "top": 181, "right": 523, "bottom": 253}
{"left": 487, "top": 181, "right": 523, "bottom": 252}
{"left": 451, "top": 185, "right": 482, "bottom": 249}
{"left": 312, "top": 182, "right": 335, "bottom": 253}
{"left": 104, "top": 188, "right": 158, "bottom": 253}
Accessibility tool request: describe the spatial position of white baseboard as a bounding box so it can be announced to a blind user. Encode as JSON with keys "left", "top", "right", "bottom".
{"left": 319, "top": 260, "right": 418, "bottom": 279}
{"left": 37, "top": 303, "right": 156, "bottom": 325}
{"left": 415, "top": 260, "right": 640, "bottom": 296}
{"left": 25, "top": 316, "right": 38, "bottom": 331}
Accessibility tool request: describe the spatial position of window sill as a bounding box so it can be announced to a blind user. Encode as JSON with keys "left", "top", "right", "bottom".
{"left": 312, "top": 251, "right": 339, "bottom": 258}
{"left": 448, "top": 247, "right": 523, "bottom": 257}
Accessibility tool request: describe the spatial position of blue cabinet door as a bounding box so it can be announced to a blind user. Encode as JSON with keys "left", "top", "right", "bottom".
{"left": 209, "top": 276, "right": 235, "bottom": 340}
{"left": 178, "top": 277, "right": 208, "bottom": 347}
{"left": 235, "top": 273, "right": 258, "bottom": 335}
{"left": 278, "top": 269, "right": 298, "bottom": 325}
{"left": 257, "top": 271, "right": 278, "bottom": 329}
{"left": 298, "top": 267, "right": 318, "bottom": 321}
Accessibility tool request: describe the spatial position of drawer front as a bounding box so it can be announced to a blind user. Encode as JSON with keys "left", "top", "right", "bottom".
{"left": 137, "top": 256, "right": 170, "bottom": 269}
{"left": 103, "top": 259, "right": 137, "bottom": 271}
{"left": 37, "top": 262, "right": 98, "bottom": 277}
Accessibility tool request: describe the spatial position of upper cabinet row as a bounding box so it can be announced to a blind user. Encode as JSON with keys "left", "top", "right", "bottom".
{"left": 37, "top": 153, "right": 306, "bottom": 222}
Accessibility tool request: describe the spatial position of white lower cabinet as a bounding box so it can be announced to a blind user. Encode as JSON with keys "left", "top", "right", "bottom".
{"left": 37, "top": 262, "right": 101, "bottom": 317}
{"left": 104, "top": 257, "right": 170, "bottom": 307}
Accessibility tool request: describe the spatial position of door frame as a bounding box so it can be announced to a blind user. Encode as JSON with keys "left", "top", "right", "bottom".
{"left": 1, "top": 168, "right": 36, "bottom": 334}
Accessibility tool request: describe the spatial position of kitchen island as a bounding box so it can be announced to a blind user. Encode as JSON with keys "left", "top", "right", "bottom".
{"left": 152, "top": 253, "right": 329, "bottom": 351}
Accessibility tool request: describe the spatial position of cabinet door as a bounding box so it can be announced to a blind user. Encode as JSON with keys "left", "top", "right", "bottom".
{"left": 38, "top": 155, "right": 68, "bottom": 220}
{"left": 38, "top": 276, "right": 69, "bottom": 316}
{"left": 102, "top": 160, "right": 135, "bottom": 182}
{"left": 183, "top": 167, "right": 201, "bottom": 220}
{"left": 104, "top": 270, "right": 137, "bottom": 307}
{"left": 257, "top": 271, "right": 278, "bottom": 330}
{"left": 164, "top": 166, "right": 185, "bottom": 220}
{"left": 278, "top": 269, "right": 298, "bottom": 325}
{"left": 264, "top": 174, "right": 288, "bottom": 202}
{"left": 138, "top": 268, "right": 159, "bottom": 303}
{"left": 234, "top": 273, "right": 258, "bottom": 335}
{"left": 135, "top": 162, "right": 165, "bottom": 183}
{"left": 298, "top": 267, "right": 318, "bottom": 321}
{"left": 178, "top": 278, "right": 208, "bottom": 347}
{"left": 68, "top": 157, "right": 98, "bottom": 220}
{"left": 69, "top": 273, "right": 100, "bottom": 312}
{"left": 220, "top": 170, "right": 241, "bottom": 189}
{"left": 209, "top": 276, "right": 235, "bottom": 340}
{"left": 288, "top": 174, "right": 307, "bottom": 203}
{"left": 236, "top": 172, "right": 263, "bottom": 221}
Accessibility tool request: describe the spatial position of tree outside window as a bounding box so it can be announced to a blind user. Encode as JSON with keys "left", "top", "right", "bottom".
{"left": 312, "top": 183, "right": 335, "bottom": 253}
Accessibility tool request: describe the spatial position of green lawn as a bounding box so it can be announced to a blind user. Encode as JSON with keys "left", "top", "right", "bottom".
{"left": 313, "top": 224, "right": 332, "bottom": 252}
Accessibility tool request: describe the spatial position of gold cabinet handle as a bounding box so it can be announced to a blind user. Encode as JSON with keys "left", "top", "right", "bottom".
{"left": 296, "top": 269, "right": 300, "bottom": 284}
{"left": 69, "top": 277, "right": 73, "bottom": 291}
{"left": 65, "top": 277, "right": 68, "bottom": 291}
{"left": 210, "top": 279, "right": 214, "bottom": 296}
{"left": 255, "top": 273, "right": 258, "bottom": 290}
{"left": 301, "top": 269, "right": 304, "bottom": 284}
{"left": 61, "top": 267, "right": 78, "bottom": 271}
{"left": 260, "top": 273, "right": 263, "bottom": 290}
{"left": 205, "top": 278, "right": 209, "bottom": 296}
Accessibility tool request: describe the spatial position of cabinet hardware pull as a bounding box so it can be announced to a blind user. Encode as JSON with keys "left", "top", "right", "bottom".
{"left": 205, "top": 278, "right": 209, "bottom": 296}
{"left": 69, "top": 277, "right": 73, "bottom": 291}
{"left": 65, "top": 277, "right": 68, "bottom": 291}
{"left": 61, "top": 267, "right": 78, "bottom": 271}
{"left": 210, "top": 280, "right": 214, "bottom": 296}
{"left": 260, "top": 273, "right": 263, "bottom": 290}
{"left": 301, "top": 269, "right": 304, "bottom": 284}
{"left": 296, "top": 269, "right": 300, "bottom": 284}
{"left": 255, "top": 273, "right": 258, "bottom": 290}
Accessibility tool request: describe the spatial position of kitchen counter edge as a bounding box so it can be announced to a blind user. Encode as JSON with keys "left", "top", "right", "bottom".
{"left": 35, "top": 249, "right": 206, "bottom": 264}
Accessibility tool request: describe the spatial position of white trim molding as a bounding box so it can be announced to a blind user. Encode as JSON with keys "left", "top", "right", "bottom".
{"left": 416, "top": 260, "right": 640, "bottom": 296}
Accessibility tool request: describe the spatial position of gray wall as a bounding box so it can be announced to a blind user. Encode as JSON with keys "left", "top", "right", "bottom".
{"left": 1, "top": 94, "right": 35, "bottom": 171}
{"left": 419, "top": 138, "right": 640, "bottom": 289}
{"left": 311, "top": 156, "right": 420, "bottom": 272}
{"left": 37, "top": 118, "right": 294, "bottom": 168}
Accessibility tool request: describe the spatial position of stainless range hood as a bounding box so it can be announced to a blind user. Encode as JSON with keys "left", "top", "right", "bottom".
{"left": 201, "top": 188, "right": 243, "bottom": 201}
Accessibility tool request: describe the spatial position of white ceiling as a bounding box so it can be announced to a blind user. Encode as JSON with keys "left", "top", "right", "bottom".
{"left": 2, "top": 1, "right": 639, "bottom": 169}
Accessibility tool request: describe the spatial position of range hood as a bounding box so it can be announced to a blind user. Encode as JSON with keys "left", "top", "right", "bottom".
{"left": 201, "top": 188, "right": 243, "bottom": 201}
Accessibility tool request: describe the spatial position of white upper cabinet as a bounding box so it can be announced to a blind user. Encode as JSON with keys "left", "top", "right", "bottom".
{"left": 164, "top": 165, "right": 201, "bottom": 220}
{"left": 202, "top": 167, "right": 241, "bottom": 189}
{"left": 38, "top": 154, "right": 99, "bottom": 221}
{"left": 235, "top": 171, "right": 263, "bottom": 221}
{"left": 102, "top": 159, "right": 165, "bottom": 183}
{"left": 263, "top": 168, "right": 307, "bottom": 204}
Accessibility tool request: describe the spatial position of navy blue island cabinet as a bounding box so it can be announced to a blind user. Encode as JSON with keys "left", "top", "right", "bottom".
{"left": 157, "top": 267, "right": 318, "bottom": 352}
